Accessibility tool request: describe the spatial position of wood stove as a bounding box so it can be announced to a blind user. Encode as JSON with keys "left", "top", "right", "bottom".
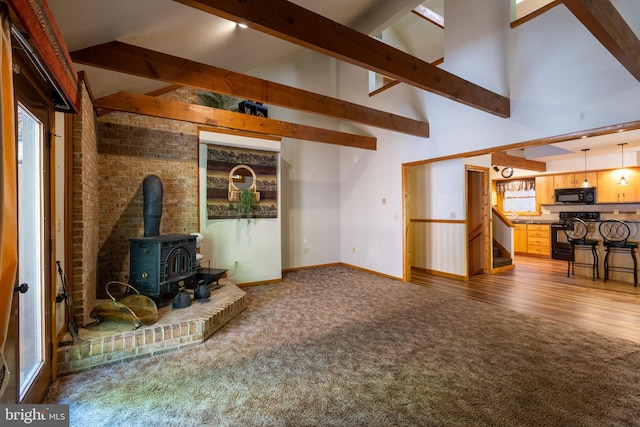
{"left": 129, "top": 234, "right": 198, "bottom": 304}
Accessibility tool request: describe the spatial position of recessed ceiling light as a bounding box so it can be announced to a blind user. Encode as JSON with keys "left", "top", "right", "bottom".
{"left": 238, "top": 23, "right": 248, "bottom": 29}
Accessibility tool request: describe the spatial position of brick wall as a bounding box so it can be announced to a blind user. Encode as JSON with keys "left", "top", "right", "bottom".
{"left": 95, "top": 87, "right": 200, "bottom": 298}
{"left": 72, "top": 81, "right": 99, "bottom": 325}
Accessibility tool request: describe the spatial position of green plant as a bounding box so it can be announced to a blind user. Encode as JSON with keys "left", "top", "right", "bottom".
{"left": 198, "top": 92, "right": 238, "bottom": 111}
{"left": 236, "top": 188, "right": 255, "bottom": 221}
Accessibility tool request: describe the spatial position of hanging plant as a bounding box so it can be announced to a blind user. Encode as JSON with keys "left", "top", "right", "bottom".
{"left": 236, "top": 188, "right": 255, "bottom": 221}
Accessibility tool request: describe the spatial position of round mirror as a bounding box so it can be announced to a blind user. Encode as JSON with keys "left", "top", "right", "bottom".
{"left": 229, "top": 165, "right": 256, "bottom": 191}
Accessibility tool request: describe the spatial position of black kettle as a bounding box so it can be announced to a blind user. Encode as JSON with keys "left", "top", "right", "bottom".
{"left": 194, "top": 280, "right": 211, "bottom": 301}
{"left": 172, "top": 291, "right": 192, "bottom": 309}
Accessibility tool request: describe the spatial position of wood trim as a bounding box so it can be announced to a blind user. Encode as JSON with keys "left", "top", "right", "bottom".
{"left": 8, "top": 0, "right": 80, "bottom": 112}
{"left": 174, "top": 0, "right": 510, "bottom": 118}
{"left": 71, "top": 41, "right": 429, "bottom": 138}
{"left": 411, "top": 218, "right": 466, "bottom": 224}
{"left": 411, "top": 265, "right": 467, "bottom": 281}
{"left": 403, "top": 163, "right": 410, "bottom": 283}
{"left": 492, "top": 206, "right": 515, "bottom": 228}
{"left": 282, "top": 262, "right": 341, "bottom": 274}
{"left": 560, "top": 0, "right": 640, "bottom": 82}
{"left": 403, "top": 119, "right": 640, "bottom": 167}
{"left": 281, "top": 263, "right": 404, "bottom": 282}
{"left": 412, "top": 5, "right": 444, "bottom": 29}
{"left": 369, "top": 80, "right": 401, "bottom": 97}
{"left": 94, "top": 91, "right": 377, "bottom": 150}
{"left": 491, "top": 152, "right": 547, "bottom": 172}
{"left": 510, "top": 1, "right": 562, "bottom": 28}
{"left": 339, "top": 263, "right": 403, "bottom": 281}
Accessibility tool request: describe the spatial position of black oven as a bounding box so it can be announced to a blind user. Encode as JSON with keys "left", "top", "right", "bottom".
{"left": 551, "top": 211, "right": 600, "bottom": 260}
{"left": 551, "top": 223, "right": 571, "bottom": 260}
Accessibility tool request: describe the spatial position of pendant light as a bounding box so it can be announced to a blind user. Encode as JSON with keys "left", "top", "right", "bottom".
{"left": 581, "top": 148, "right": 591, "bottom": 187}
{"left": 618, "top": 143, "right": 629, "bottom": 186}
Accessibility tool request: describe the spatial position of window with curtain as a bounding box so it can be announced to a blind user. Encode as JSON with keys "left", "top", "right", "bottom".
{"left": 496, "top": 178, "right": 536, "bottom": 213}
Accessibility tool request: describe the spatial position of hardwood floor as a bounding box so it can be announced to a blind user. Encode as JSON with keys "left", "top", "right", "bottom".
{"left": 410, "top": 255, "right": 640, "bottom": 344}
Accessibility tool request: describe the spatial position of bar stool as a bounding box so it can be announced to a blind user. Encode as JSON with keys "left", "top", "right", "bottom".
{"left": 599, "top": 219, "right": 638, "bottom": 287}
{"left": 563, "top": 218, "right": 599, "bottom": 280}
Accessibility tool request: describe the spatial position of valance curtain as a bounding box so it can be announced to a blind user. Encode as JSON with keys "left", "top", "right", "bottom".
{"left": 0, "top": 1, "right": 17, "bottom": 397}
{"left": 495, "top": 178, "right": 536, "bottom": 194}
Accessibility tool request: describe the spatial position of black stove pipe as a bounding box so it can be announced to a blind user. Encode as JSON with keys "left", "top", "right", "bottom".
{"left": 143, "top": 174, "right": 163, "bottom": 237}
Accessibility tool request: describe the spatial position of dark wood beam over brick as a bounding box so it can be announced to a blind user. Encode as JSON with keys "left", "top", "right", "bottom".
{"left": 94, "top": 91, "right": 377, "bottom": 150}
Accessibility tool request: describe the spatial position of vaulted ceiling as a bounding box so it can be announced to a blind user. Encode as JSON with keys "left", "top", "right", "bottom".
{"left": 43, "top": 0, "right": 640, "bottom": 159}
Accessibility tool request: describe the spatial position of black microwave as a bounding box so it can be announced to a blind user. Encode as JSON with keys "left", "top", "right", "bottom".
{"left": 554, "top": 187, "right": 596, "bottom": 204}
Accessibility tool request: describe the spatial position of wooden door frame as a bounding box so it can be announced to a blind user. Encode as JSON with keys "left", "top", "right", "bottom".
{"left": 466, "top": 166, "right": 490, "bottom": 277}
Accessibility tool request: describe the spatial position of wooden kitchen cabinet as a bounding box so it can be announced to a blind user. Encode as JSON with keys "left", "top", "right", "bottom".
{"left": 535, "top": 175, "right": 555, "bottom": 206}
{"left": 527, "top": 224, "right": 550, "bottom": 256}
{"left": 553, "top": 172, "right": 597, "bottom": 189}
{"left": 596, "top": 168, "right": 640, "bottom": 203}
{"left": 514, "top": 223, "right": 550, "bottom": 256}
{"left": 514, "top": 224, "right": 528, "bottom": 254}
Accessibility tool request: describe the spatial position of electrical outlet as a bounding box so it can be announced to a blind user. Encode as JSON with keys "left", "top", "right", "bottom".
{"left": 304, "top": 247, "right": 309, "bottom": 254}
{"left": 352, "top": 247, "right": 356, "bottom": 253}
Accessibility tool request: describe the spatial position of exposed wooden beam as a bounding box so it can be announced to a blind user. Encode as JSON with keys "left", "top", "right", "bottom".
{"left": 560, "top": 0, "right": 640, "bottom": 82}
{"left": 71, "top": 41, "right": 428, "bottom": 138}
{"left": 94, "top": 91, "right": 377, "bottom": 150}
{"left": 173, "top": 0, "right": 510, "bottom": 118}
{"left": 412, "top": 5, "right": 444, "bottom": 29}
{"left": 491, "top": 152, "right": 547, "bottom": 172}
{"left": 350, "top": 0, "right": 424, "bottom": 35}
{"left": 510, "top": 1, "right": 561, "bottom": 28}
{"left": 369, "top": 57, "right": 444, "bottom": 97}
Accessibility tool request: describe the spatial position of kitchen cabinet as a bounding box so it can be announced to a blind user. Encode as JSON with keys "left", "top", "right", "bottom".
{"left": 553, "top": 172, "right": 597, "bottom": 189}
{"left": 514, "top": 224, "right": 528, "bottom": 253}
{"left": 515, "top": 223, "right": 550, "bottom": 256}
{"left": 535, "top": 175, "right": 555, "bottom": 206}
{"left": 527, "top": 224, "right": 550, "bottom": 256}
{"left": 596, "top": 168, "right": 640, "bottom": 203}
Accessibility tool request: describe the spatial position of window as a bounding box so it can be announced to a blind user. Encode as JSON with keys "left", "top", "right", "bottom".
{"left": 503, "top": 188, "right": 536, "bottom": 213}
{"left": 496, "top": 178, "right": 536, "bottom": 213}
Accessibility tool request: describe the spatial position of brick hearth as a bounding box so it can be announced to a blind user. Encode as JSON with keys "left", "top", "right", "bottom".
{"left": 56, "top": 280, "right": 246, "bottom": 376}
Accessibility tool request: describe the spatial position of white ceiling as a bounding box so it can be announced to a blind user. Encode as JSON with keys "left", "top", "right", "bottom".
{"left": 44, "top": 0, "right": 640, "bottom": 166}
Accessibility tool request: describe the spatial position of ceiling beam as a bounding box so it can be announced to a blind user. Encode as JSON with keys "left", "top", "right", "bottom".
{"left": 71, "top": 41, "right": 428, "bottom": 138}
{"left": 349, "top": 0, "right": 424, "bottom": 35}
{"left": 491, "top": 152, "right": 547, "bottom": 172}
{"left": 560, "top": 0, "right": 640, "bottom": 82}
{"left": 94, "top": 91, "right": 377, "bottom": 150}
{"left": 412, "top": 5, "right": 444, "bottom": 29}
{"left": 173, "top": 0, "right": 510, "bottom": 118}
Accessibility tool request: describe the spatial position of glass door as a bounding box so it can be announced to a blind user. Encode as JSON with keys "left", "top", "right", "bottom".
{"left": 16, "top": 103, "right": 47, "bottom": 401}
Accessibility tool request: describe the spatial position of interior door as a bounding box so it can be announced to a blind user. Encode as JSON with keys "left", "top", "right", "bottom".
{"left": 1, "top": 69, "right": 53, "bottom": 404}
{"left": 467, "top": 167, "right": 489, "bottom": 277}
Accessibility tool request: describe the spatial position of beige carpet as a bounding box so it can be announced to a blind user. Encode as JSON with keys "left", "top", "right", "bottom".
{"left": 45, "top": 266, "right": 640, "bottom": 426}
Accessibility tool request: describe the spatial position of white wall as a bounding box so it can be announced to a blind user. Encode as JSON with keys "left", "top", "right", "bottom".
{"left": 53, "top": 112, "right": 66, "bottom": 333}
{"left": 239, "top": 0, "right": 640, "bottom": 280}
{"left": 248, "top": 49, "right": 343, "bottom": 270}
{"left": 198, "top": 132, "right": 282, "bottom": 284}
{"left": 336, "top": 1, "right": 640, "bottom": 279}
